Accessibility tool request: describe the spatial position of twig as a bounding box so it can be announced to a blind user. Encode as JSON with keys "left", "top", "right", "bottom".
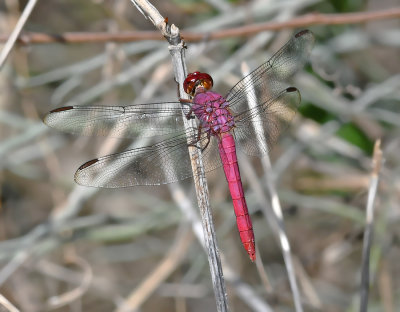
{"left": 45, "top": 254, "right": 93, "bottom": 309}
{"left": 0, "top": 38, "right": 178, "bottom": 285}
{"left": 115, "top": 224, "right": 193, "bottom": 312}
{"left": 0, "top": 293, "right": 20, "bottom": 312}
{"left": 167, "top": 183, "right": 274, "bottom": 311}
{"left": 0, "top": 225, "right": 47, "bottom": 286}
{"left": 280, "top": 190, "right": 365, "bottom": 223}
{"left": 292, "top": 256, "right": 322, "bottom": 309}
{"left": 65, "top": 48, "right": 168, "bottom": 106}
{"left": 3, "top": 7, "right": 400, "bottom": 44}
{"left": 17, "top": 41, "right": 162, "bottom": 88}
{"left": 262, "top": 153, "right": 304, "bottom": 312}
{"left": 0, "top": 0, "right": 38, "bottom": 68}
{"left": 359, "top": 139, "right": 383, "bottom": 312}
{"left": 129, "top": 1, "right": 229, "bottom": 311}
{"left": 241, "top": 62, "right": 303, "bottom": 311}
{"left": 223, "top": 265, "right": 274, "bottom": 312}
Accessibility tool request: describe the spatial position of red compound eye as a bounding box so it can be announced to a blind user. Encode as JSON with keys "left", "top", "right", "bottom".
{"left": 183, "top": 71, "right": 213, "bottom": 95}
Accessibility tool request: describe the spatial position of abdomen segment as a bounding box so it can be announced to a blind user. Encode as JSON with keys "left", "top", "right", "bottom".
{"left": 218, "top": 132, "right": 256, "bottom": 261}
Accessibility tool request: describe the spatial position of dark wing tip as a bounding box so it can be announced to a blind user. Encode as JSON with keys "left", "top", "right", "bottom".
{"left": 44, "top": 106, "right": 74, "bottom": 125}
{"left": 78, "top": 158, "right": 99, "bottom": 171}
{"left": 286, "top": 87, "right": 298, "bottom": 93}
{"left": 49, "top": 106, "right": 74, "bottom": 113}
{"left": 295, "top": 29, "right": 311, "bottom": 38}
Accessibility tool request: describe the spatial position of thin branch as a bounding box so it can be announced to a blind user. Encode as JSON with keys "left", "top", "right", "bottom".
{"left": 262, "top": 151, "right": 304, "bottom": 312}
{"left": 0, "top": 225, "right": 47, "bottom": 286}
{"left": 359, "top": 139, "right": 383, "bottom": 312}
{"left": 115, "top": 224, "right": 193, "bottom": 312}
{"left": 0, "top": 0, "right": 38, "bottom": 68}
{"left": 167, "top": 183, "right": 274, "bottom": 312}
{"left": 241, "top": 61, "right": 303, "bottom": 311}
{"left": 129, "top": 1, "right": 229, "bottom": 311}
{"left": 2, "top": 7, "right": 400, "bottom": 44}
{"left": 0, "top": 293, "right": 20, "bottom": 312}
{"left": 45, "top": 255, "right": 93, "bottom": 309}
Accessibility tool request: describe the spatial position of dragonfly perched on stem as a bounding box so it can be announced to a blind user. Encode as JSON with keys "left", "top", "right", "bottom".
{"left": 44, "top": 30, "right": 314, "bottom": 261}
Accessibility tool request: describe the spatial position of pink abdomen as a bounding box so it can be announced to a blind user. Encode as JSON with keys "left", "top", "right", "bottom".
{"left": 218, "top": 132, "right": 255, "bottom": 261}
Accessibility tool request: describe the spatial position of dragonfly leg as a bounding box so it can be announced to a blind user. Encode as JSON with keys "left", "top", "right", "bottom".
{"left": 187, "top": 141, "right": 201, "bottom": 150}
{"left": 187, "top": 125, "right": 207, "bottom": 151}
{"left": 180, "top": 98, "right": 192, "bottom": 105}
{"left": 185, "top": 108, "right": 195, "bottom": 120}
{"left": 195, "top": 125, "right": 211, "bottom": 152}
{"left": 179, "top": 99, "right": 195, "bottom": 120}
{"left": 201, "top": 133, "right": 211, "bottom": 152}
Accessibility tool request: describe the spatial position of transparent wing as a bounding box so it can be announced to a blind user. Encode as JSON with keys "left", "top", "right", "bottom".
{"left": 74, "top": 128, "right": 222, "bottom": 188}
{"left": 44, "top": 102, "right": 187, "bottom": 138}
{"left": 226, "top": 30, "right": 314, "bottom": 113}
{"left": 233, "top": 87, "right": 301, "bottom": 156}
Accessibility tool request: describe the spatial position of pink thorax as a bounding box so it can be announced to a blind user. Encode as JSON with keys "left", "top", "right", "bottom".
{"left": 192, "top": 91, "right": 235, "bottom": 135}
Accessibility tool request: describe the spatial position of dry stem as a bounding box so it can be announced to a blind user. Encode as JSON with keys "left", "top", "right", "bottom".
{"left": 2, "top": 7, "right": 399, "bottom": 44}
{"left": 129, "top": 1, "right": 229, "bottom": 311}
{"left": 359, "top": 139, "right": 383, "bottom": 312}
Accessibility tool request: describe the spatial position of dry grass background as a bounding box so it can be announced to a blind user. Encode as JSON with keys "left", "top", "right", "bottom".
{"left": 0, "top": 0, "right": 399, "bottom": 311}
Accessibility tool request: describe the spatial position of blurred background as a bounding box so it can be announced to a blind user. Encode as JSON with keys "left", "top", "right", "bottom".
{"left": 0, "top": 0, "right": 399, "bottom": 311}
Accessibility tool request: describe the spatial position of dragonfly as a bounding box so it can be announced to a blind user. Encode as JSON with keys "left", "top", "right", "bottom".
{"left": 44, "top": 30, "right": 314, "bottom": 262}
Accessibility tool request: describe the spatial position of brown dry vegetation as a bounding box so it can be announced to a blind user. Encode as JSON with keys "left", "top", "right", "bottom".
{"left": 0, "top": 0, "right": 399, "bottom": 311}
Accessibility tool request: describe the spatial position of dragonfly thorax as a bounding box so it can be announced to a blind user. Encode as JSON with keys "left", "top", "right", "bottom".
{"left": 192, "top": 91, "right": 235, "bottom": 135}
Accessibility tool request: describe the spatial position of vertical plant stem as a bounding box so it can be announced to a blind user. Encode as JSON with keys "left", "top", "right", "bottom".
{"left": 263, "top": 155, "right": 303, "bottom": 312}
{"left": 130, "top": 1, "right": 229, "bottom": 311}
{"left": 359, "top": 139, "right": 382, "bottom": 312}
{"left": 169, "top": 44, "right": 229, "bottom": 312}
{"left": 241, "top": 62, "right": 303, "bottom": 312}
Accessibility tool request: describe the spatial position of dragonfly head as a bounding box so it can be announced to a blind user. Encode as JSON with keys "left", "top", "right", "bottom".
{"left": 183, "top": 72, "right": 213, "bottom": 96}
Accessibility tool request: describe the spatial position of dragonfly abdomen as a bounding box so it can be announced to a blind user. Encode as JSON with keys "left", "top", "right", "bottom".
{"left": 218, "top": 132, "right": 256, "bottom": 261}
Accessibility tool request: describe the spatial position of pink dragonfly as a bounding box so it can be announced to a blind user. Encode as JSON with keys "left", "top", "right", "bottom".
{"left": 44, "top": 30, "right": 314, "bottom": 261}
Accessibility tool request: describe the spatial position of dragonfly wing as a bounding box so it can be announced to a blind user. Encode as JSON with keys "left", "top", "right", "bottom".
{"left": 226, "top": 30, "right": 314, "bottom": 113}
{"left": 44, "top": 102, "right": 186, "bottom": 138}
{"left": 75, "top": 129, "right": 222, "bottom": 188}
{"left": 233, "top": 87, "right": 301, "bottom": 156}
{"left": 197, "top": 133, "right": 222, "bottom": 176}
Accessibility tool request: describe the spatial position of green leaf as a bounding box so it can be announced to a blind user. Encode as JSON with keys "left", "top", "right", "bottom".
{"left": 336, "top": 123, "right": 374, "bottom": 154}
